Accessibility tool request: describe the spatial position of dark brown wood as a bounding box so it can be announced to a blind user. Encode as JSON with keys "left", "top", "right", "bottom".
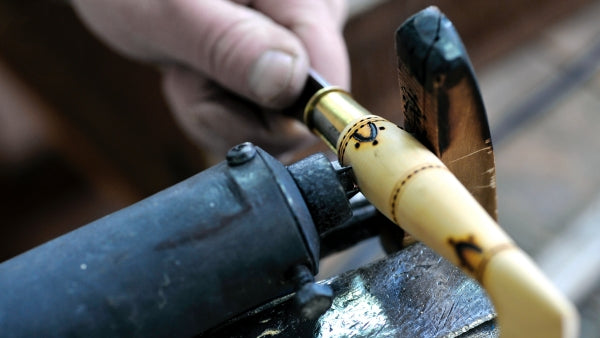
{"left": 395, "top": 7, "right": 497, "bottom": 220}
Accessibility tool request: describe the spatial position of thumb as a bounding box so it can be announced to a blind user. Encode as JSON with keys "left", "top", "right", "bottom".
{"left": 172, "top": 0, "right": 311, "bottom": 108}
{"left": 72, "top": 0, "right": 310, "bottom": 108}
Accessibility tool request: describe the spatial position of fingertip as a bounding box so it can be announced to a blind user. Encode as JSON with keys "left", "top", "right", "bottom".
{"left": 251, "top": 0, "right": 350, "bottom": 91}
{"left": 248, "top": 48, "right": 309, "bottom": 108}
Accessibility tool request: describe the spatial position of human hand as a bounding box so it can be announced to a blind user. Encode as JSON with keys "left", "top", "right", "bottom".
{"left": 70, "top": 0, "right": 349, "bottom": 163}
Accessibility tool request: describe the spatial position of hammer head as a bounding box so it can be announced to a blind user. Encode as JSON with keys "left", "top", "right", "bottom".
{"left": 396, "top": 6, "right": 497, "bottom": 220}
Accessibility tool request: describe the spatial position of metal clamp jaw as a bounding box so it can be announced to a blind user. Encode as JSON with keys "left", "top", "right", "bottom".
{"left": 0, "top": 141, "right": 357, "bottom": 336}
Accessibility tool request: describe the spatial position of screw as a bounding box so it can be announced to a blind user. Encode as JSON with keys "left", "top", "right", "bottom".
{"left": 292, "top": 265, "right": 333, "bottom": 320}
{"left": 226, "top": 142, "right": 256, "bottom": 166}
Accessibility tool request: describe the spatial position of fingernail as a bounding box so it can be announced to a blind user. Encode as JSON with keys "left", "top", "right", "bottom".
{"left": 249, "top": 50, "right": 297, "bottom": 105}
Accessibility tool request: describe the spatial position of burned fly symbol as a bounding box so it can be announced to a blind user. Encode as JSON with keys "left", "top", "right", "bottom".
{"left": 352, "top": 122, "right": 379, "bottom": 149}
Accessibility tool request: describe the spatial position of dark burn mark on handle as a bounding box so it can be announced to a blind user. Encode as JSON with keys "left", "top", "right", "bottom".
{"left": 448, "top": 235, "right": 482, "bottom": 272}
{"left": 352, "top": 122, "right": 378, "bottom": 142}
{"left": 338, "top": 117, "right": 386, "bottom": 161}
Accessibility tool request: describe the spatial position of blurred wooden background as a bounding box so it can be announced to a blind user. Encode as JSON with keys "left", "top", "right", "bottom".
{"left": 1, "top": 1, "right": 599, "bottom": 335}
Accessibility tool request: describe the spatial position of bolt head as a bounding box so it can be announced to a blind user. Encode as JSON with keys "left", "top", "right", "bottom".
{"left": 226, "top": 142, "right": 256, "bottom": 166}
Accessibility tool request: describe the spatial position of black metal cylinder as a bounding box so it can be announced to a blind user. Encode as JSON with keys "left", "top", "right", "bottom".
{"left": 0, "top": 146, "right": 320, "bottom": 337}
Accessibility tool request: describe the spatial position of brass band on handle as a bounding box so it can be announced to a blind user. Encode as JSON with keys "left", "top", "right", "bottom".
{"left": 304, "top": 87, "right": 369, "bottom": 150}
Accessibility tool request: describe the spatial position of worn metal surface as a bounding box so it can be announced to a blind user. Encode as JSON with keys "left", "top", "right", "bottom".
{"left": 205, "top": 242, "right": 498, "bottom": 337}
{"left": 0, "top": 147, "right": 345, "bottom": 337}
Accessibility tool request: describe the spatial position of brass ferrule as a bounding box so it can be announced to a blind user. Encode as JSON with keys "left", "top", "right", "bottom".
{"left": 304, "top": 87, "right": 371, "bottom": 150}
